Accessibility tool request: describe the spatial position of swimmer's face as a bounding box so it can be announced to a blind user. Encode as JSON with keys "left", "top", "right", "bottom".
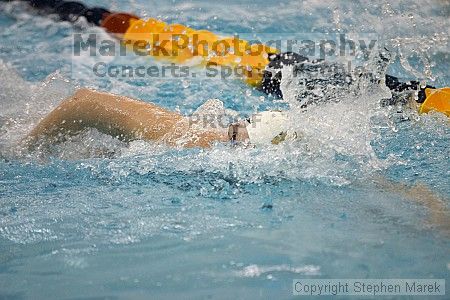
{"left": 228, "top": 120, "right": 249, "bottom": 142}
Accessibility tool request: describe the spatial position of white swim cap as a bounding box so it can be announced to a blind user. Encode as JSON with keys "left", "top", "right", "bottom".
{"left": 246, "top": 111, "right": 296, "bottom": 145}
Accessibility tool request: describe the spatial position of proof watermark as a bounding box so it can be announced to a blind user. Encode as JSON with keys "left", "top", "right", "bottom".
{"left": 187, "top": 113, "right": 244, "bottom": 129}
{"left": 293, "top": 279, "right": 445, "bottom": 296}
{"left": 71, "top": 32, "right": 379, "bottom": 81}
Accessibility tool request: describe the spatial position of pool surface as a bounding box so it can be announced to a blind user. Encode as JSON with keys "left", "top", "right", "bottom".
{"left": 0, "top": 0, "right": 449, "bottom": 299}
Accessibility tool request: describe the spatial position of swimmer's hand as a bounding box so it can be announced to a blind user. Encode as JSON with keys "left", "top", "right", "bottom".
{"left": 373, "top": 177, "right": 450, "bottom": 236}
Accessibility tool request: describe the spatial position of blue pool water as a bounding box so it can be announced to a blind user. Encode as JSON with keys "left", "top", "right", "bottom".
{"left": 0, "top": 0, "right": 449, "bottom": 299}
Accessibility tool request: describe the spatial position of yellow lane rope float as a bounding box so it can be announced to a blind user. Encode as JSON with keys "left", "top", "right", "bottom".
{"left": 121, "top": 17, "right": 278, "bottom": 86}
{"left": 419, "top": 88, "right": 450, "bottom": 117}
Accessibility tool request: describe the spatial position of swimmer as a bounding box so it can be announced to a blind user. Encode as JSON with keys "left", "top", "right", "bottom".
{"left": 24, "top": 88, "right": 286, "bottom": 149}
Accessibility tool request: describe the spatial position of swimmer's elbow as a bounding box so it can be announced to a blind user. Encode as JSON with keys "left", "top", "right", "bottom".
{"left": 62, "top": 88, "right": 105, "bottom": 110}
{"left": 69, "top": 88, "right": 99, "bottom": 105}
{"left": 73, "top": 88, "right": 97, "bottom": 98}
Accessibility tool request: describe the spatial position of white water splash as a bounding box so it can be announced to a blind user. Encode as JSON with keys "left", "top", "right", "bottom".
{"left": 237, "top": 264, "right": 320, "bottom": 277}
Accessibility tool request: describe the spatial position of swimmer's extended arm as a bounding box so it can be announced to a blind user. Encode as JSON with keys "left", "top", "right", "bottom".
{"left": 373, "top": 177, "right": 449, "bottom": 235}
{"left": 25, "top": 89, "right": 227, "bottom": 149}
